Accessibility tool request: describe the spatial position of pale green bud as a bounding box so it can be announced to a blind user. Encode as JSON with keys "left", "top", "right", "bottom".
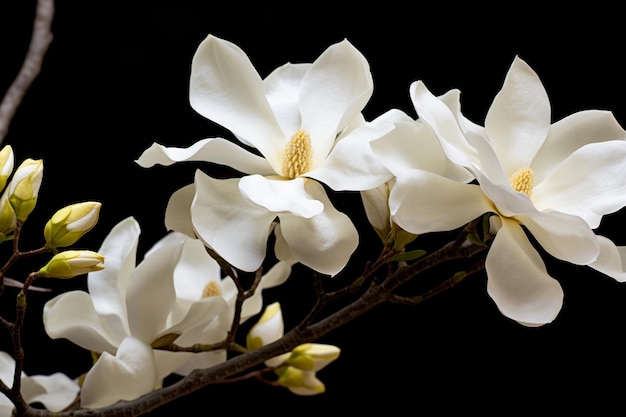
{"left": 285, "top": 343, "right": 341, "bottom": 372}
{"left": 44, "top": 201, "right": 102, "bottom": 249}
{"left": 246, "top": 302, "right": 283, "bottom": 351}
{"left": 0, "top": 192, "right": 16, "bottom": 242}
{"left": 275, "top": 366, "right": 326, "bottom": 396}
{"left": 39, "top": 250, "right": 104, "bottom": 279}
{"left": 0, "top": 145, "right": 14, "bottom": 192}
{"left": 7, "top": 158, "right": 43, "bottom": 222}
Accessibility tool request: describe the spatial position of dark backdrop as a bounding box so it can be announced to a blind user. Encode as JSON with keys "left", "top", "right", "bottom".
{"left": 2, "top": 1, "right": 626, "bottom": 415}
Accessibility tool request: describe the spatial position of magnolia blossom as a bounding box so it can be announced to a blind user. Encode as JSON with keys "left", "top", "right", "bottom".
{"left": 42, "top": 217, "right": 230, "bottom": 408}
{"left": 373, "top": 56, "right": 626, "bottom": 326}
{"left": 137, "top": 34, "right": 403, "bottom": 276}
{"left": 0, "top": 351, "right": 79, "bottom": 416}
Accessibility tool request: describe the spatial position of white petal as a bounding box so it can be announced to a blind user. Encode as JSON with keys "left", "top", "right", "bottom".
{"left": 164, "top": 184, "right": 196, "bottom": 237}
{"left": 277, "top": 181, "right": 358, "bottom": 276}
{"left": 173, "top": 236, "right": 222, "bottom": 301}
{"left": 485, "top": 56, "right": 551, "bottom": 174}
{"left": 80, "top": 337, "right": 157, "bottom": 409}
{"left": 189, "top": 35, "right": 285, "bottom": 170}
{"left": 531, "top": 110, "right": 626, "bottom": 183}
{"left": 43, "top": 291, "right": 121, "bottom": 353}
{"left": 264, "top": 63, "right": 309, "bottom": 137}
{"left": 126, "top": 241, "right": 183, "bottom": 341}
{"left": 26, "top": 373, "right": 79, "bottom": 412}
{"left": 239, "top": 175, "right": 323, "bottom": 218}
{"left": 389, "top": 170, "right": 493, "bottom": 234}
{"left": 533, "top": 140, "right": 626, "bottom": 228}
{"left": 307, "top": 109, "right": 403, "bottom": 191}
{"left": 588, "top": 235, "right": 626, "bottom": 282}
{"left": 191, "top": 171, "right": 276, "bottom": 272}
{"left": 136, "top": 138, "right": 274, "bottom": 175}
{"left": 300, "top": 39, "right": 373, "bottom": 167}
{"left": 486, "top": 219, "right": 563, "bottom": 326}
{"left": 87, "top": 217, "right": 140, "bottom": 338}
{"left": 517, "top": 210, "right": 599, "bottom": 265}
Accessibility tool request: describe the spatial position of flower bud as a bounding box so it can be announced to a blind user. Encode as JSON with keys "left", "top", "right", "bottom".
{"left": 44, "top": 201, "right": 102, "bottom": 249}
{"left": 39, "top": 250, "right": 104, "bottom": 279}
{"left": 7, "top": 158, "right": 43, "bottom": 222}
{"left": 0, "top": 145, "right": 14, "bottom": 192}
{"left": 284, "top": 343, "right": 341, "bottom": 372}
{"left": 360, "top": 182, "right": 392, "bottom": 244}
{"left": 246, "top": 302, "right": 283, "bottom": 351}
{"left": 0, "top": 192, "right": 16, "bottom": 242}
{"left": 275, "top": 366, "right": 326, "bottom": 396}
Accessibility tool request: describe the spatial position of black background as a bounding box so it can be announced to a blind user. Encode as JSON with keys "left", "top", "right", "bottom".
{"left": 2, "top": 1, "right": 626, "bottom": 415}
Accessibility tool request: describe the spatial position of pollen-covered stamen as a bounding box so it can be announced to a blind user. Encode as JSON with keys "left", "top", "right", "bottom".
{"left": 282, "top": 130, "right": 313, "bottom": 179}
{"left": 202, "top": 281, "right": 221, "bottom": 298}
{"left": 509, "top": 167, "right": 534, "bottom": 197}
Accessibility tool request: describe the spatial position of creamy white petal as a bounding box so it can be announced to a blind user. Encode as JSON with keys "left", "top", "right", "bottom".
{"left": 532, "top": 140, "right": 626, "bottom": 228}
{"left": 486, "top": 219, "right": 563, "bottom": 326}
{"left": 172, "top": 236, "right": 221, "bottom": 301}
{"left": 0, "top": 352, "right": 16, "bottom": 386}
{"left": 239, "top": 175, "right": 323, "bottom": 218}
{"left": 87, "top": 217, "right": 140, "bottom": 338}
{"left": 164, "top": 184, "right": 196, "bottom": 237}
{"left": 26, "top": 373, "right": 79, "bottom": 412}
{"left": 299, "top": 39, "right": 373, "bottom": 168}
{"left": 191, "top": 171, "right": 276, "bottom": 272}
{"left": 484, "top": 56, "right": 550, "bottom": 175}
{"left": 264, "top": 63, "right": 309, "bottom": 137}
{"left": 136, "top": 138, "right": 274, "bottom": 175}
{"left": 409, "top": 80, "right": 478, "bottom": 169}
{"left": 517, "top": 210, "right": 599, "bottom": 265}
{"left": 80, "top": 337, "right": 157, "bottom": 409}
{"left": 43, "top": 291, "right": 121, "bottom": 354}
{"left": 308, "top": 109, "right": 405, "bottom": 191}
{"left": 125, "top": 242, "right": 184, "bottom": 342}
{"left": 389, "top": 170, "right": 493, "bottom": 235}
{"left": 168, "top": 349, "right": 227, "bottom": 377}
{"left": 531, "top": 110, "right": 626, "bottom": 183}
{"left": 189, "top": 35, "right": 286, "bottom": 170}
{"left": 277, "top": 181, "right": 358, "bottom": 276}
{"left": 587, "top": 235, "right": 626, "bottom": 282}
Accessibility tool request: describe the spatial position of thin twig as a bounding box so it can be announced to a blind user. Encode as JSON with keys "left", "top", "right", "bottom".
{"left": 0, "top": 0, "right": 55, "bottom": 145}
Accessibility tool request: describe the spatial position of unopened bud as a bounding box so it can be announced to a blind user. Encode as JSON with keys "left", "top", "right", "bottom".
{"left": 275, "top": 366, "right": 326, "bottom": 396}
{"left": 39, "top": 250, "right": 104, "bottom": 279}
{"left": 44, "top": 201, "right": 102, "bottom": 249}
{"left": 0, "top": 145, "right": 14, "bottom": 192}
{"left": 0, "top": 192, "right": 16, "bottom": 242}
{"left": 7, "top": 158, "right": 43, "bottom": 222}
{"left": 246, "top": 302, "right": 283, "bottom": 351}
{"left": 285, "top": 343, "right": 341, "bottom": 372}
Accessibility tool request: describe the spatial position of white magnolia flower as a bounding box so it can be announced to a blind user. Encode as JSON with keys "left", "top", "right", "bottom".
{"left": 0, "top": 351, "right": 79, "bottom": 416}
{"left": 137, "top": 34, "right": 402, "bottom": 276}
{"left": 43, "top": 217, "right": 229, "bottom": 408}
{"left": 374, "top": 56, "right": 626, "bottom": 326}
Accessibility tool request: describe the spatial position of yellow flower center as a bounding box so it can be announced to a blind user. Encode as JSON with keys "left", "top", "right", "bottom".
{"left": 282, "top": 130, "right": 312, "bottom": 179}
{"left": 201, "top": 281, "right": 221, "bottom": 298}
{"left": 509, "top": 167, "right": 534, "bottom": 197}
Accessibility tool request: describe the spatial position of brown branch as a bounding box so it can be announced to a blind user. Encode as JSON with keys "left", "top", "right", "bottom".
{"left": 0, "top": 0, "right": 55, "bottom": 145}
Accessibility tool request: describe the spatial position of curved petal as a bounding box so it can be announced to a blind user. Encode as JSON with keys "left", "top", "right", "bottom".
{"left": 533, "top": 140, "right": 626, "bottom": 228}
{"left": 80, "top": 337, "right": 157, "bottom": 409}
{"left": 172, "top": 236, "right": 222, "bottom": 301}
{"left": 264, "top": 63, "right": 309, "bottom": 137}
{"left": 485, "top": 56, "right": 551, "bottom": 174}
{"left": 189, "top": 35, "right": 286, "bottom": 170}
{"left": 239, "top": 175, "right": 323, "bottom": 218}
{"left": 136, "top": 138, "right": 274, "bottom": 176}
{"left": 486, "top": 219, "right": 563, "bottom": 326}
{"left": 300, "top": 39, "right": 373, "bottom": 167}
{"left": 517, "top": 210, "right": 599, "bottom": 265}
{"left": 277, "top": 181, "right": 358, "bottom": 276}
{"left": 164, "top": 184, "right": 196, "bottom": 237}
{"left": 389, "top": 170, "right": 494, "bottom": 235}
{"left": 532, "top": 110, "right": 626, "bottom": 183}
{"left": 87, "top": 217, "right": 140, "bottom": 338}
{"left": 43, "top": 291, "right": 121, "bottom": 353}
{"left": 587, "top": 235, "right": 626, "bottom": 282}
{"left": 191, "top": 171, "right": 276, "bottom": 272}
{"left": 26, "top": 373, "right": 79, "bottom": 412}
{"left": 126, "top": 242, "right": 184, "bottom": 341}
{"left": 308, "top": 109, "right": 404, "bottom": 191}
{"left": 409, "top": 80, "right": 478, "bottom": 170}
